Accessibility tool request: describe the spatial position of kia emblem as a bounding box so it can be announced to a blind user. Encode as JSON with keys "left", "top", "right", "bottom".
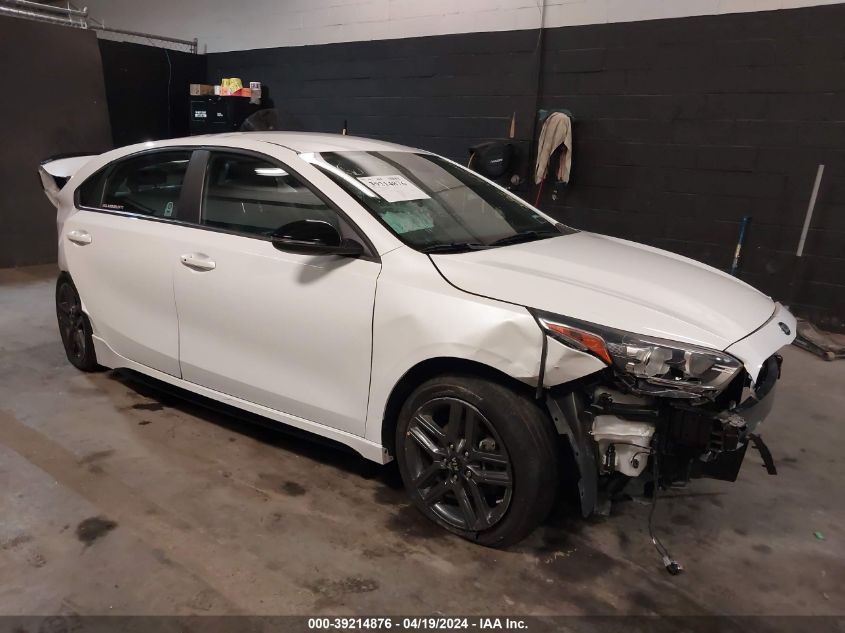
{"left": 778, "top": 322, "right": 791, "bottom": 335}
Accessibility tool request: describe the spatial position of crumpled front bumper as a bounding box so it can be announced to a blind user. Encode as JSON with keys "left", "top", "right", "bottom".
{"left": 546, "top": 353, "right": 785, "bottom": 516}
{"left": 732, "top": 353, "right": 781, "bottom": 434}
{"left": 677, "top": 303, "right": 793, "bottom": 481}
{"left": 684, "top": 303, "right": 794, "bottom": 480}
{"left": 544, "top": 301, "right": 795, "bottom": 516}
{"left": 726, "top": 302, "right": 795, "bottom": 383}
{"left": 687, "top": 353, "right": 782, "bottom": 481}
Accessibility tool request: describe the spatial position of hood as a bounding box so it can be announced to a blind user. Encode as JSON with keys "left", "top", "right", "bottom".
{"left": 431, "top": 232, "right": 775, "bottom": 351}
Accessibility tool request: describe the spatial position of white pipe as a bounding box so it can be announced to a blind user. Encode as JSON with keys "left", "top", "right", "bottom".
{"left": 796, "top": 164, "right": 825, "bottom": 257}
{"left": 92, "top": 25, "right": 198, "bottom": 50}
{"left": 1, "top": 2, "right": 198, "bottom": 53}
{"left": 0, "top": 4, "right": 84, "bottom": 26}
{"left": 0, "top": 0, "right": 87, "bottom": 17}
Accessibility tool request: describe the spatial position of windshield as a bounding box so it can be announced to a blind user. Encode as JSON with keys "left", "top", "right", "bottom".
{"left": 302, "top": 151, "right": 574, "bottom": 253}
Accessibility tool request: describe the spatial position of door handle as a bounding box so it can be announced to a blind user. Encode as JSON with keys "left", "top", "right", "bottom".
{"left": 180, "top": 253, "right": 216, "bottom": 271}
{"left": 66, "top": 230, "right": 92, "bottom": 245}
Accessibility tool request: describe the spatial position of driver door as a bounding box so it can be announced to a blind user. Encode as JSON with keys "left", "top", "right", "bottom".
{"left": 173, "top": 149, "right": 380, "bottom": 436}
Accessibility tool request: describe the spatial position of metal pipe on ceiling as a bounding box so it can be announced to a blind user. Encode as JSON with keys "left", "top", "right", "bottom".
{"left": 1, "top": 0, "right": 87, "bottom": 17}
{"left": 91, "top": 24, "right": 197, "bottom": 49}
{"left": 0, "top": 4, "right": 86, "bottom": 27}
{"left": 0, "top": 1, "right": 198, "bottom": 53}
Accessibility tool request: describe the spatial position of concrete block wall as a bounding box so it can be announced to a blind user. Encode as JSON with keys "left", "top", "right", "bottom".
{"left": 208, "top": 28, "right": 541, "bottom": 158}
{"left": 205, "top": 4, "right": 844, "bottom": 330}
{"left": 539, "top": 6, "right": 845, "bottom": 329}
{"left": 77, "top": 0, "right": 845, "bottom": 329}
{"left": 83, "top": 0, "right": 845, "bottom": 53}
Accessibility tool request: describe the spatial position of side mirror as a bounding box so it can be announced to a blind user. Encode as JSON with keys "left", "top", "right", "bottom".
{"left": 271, "top": 219, "right": 364, "bottom": 257}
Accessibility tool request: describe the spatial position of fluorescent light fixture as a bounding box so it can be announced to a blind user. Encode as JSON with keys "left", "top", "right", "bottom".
{"left": 300, "top": 152, "right": 379, "bottom": 199}
{"left": 255, "top": 167, "right": 288, "bottom": 176}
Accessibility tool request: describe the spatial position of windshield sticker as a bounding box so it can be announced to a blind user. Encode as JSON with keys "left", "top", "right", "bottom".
{"left": 380, "top": 209, "right": 434, "bottom": 234}
{"left": 357, "top": 175, "right": 431, "bottom": 203}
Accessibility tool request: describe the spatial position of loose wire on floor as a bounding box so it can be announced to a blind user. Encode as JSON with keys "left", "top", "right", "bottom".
{"left": 649, "top": 447, "right": 684, "bottom": 575}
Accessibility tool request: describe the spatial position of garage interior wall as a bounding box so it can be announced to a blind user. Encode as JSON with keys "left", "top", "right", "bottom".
{"left": 98, "top": 40, "right": 207, "bottom": 147}
{"left": 83, "top": 0, "right": 845, "bottom": 53}
{"left": 537, "top": 6, "right": 845, "bottom": 332}
{"left": 205, "top": 3, "right": 844, "bottom": 331}
{"left": 0, "top": 16, "right": 112, "bottom": 268}
{"left": 3, "top": 1, "right": 843, "bottom": 331}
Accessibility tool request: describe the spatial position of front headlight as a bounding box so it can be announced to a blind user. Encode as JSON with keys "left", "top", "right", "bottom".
{"left": 533, "top": 310, "right": 743, "bottom": 399}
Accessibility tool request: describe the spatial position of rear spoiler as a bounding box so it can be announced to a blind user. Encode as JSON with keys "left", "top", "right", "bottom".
{"left": 38, "top": 153, "right": 97, "bottom": 208}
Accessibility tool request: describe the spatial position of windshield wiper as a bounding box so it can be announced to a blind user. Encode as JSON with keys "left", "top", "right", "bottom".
{"left": 420, "top": 242, "right": 489, "bottom": 254}
{"left": 487, "top": 230, "right": 563, "bottom": 247}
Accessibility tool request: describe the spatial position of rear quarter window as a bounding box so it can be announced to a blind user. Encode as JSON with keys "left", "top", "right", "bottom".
{"left": 77, "top": 166, "right": 107, "bottom": 209}
{"left": 77, "top": 150, "right": 192, "bottom": 219}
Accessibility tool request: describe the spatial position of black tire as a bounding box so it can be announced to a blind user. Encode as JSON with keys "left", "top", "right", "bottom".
{"left": 395, "top": 373, "right": 559, "bottom": 548}
{"left": 55, "top": 274, "right": 101, "bottom": 372}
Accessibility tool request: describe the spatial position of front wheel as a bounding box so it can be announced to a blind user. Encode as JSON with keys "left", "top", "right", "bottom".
{"left": 395, "top": 374, "right": 559, "bottom": 548}
{"left": 56, "top": 275, "right": 100, "bottom": 372}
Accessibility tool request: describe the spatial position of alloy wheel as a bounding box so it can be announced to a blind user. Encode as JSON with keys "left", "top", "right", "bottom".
{"left": 404, "top": 397, "right": 513, "bottom": 531}
{"left": 57, "top": 282, "right": 86, "bottom": 363}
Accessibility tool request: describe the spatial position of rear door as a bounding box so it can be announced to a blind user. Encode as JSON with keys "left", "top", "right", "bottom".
{"left": 173, "top": 148, "right": 381, "bottom": 435}
{"left": 63, "top": 149, "right": 198, "bottom": 376}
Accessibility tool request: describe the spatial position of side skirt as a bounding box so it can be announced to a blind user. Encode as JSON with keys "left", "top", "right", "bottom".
{"left": 92, "top": 335, "right": 390, "bottom": 464}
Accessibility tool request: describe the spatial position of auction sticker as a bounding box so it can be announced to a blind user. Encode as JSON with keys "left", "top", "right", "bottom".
{"left": 358, "top": 175, "right": 430, "bottom": 203}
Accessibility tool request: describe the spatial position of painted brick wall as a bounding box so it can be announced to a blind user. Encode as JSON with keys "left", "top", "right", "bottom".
{"left": 208, "top": 29, "right": 541, "bottom": 159}
{"left": 83, "top": 0, "right": 845, "bottom": 53}
{"left": 207, "top": 4, "right": 844, "bottom": 330}
{"left": 539, "top": 5, "right": 845, "bottom": 330}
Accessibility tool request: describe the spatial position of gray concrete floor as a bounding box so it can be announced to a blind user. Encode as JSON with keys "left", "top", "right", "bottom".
{"left": 0, "top": 264, "right": 842, "bottom": 617}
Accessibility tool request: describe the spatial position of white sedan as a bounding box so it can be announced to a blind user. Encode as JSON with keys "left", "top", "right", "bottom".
{"left": 39, "top": 132, "right": 795, "bottom": 548}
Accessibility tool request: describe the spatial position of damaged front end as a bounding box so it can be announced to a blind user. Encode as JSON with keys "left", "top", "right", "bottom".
{"left": 535, "top": 310, "right": 786, "bottom": 517}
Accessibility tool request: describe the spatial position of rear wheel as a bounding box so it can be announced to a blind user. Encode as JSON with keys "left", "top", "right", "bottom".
{"left": 56, "top": 275, "right": 100, "bottom": 372}
{"left": 396, "top": 374, "right": 559, "bottom": 547}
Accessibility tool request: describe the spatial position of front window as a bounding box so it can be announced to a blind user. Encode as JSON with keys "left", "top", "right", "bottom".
{"left": 303, "top": 151, "right": 572, "bottom": 253}
{"left": 202, "top": 152, "right": 340, "bottom": 237}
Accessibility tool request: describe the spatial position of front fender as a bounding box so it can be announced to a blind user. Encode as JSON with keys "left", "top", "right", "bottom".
{"left": 364, "top": 247, "right": 605, "bottom": 447}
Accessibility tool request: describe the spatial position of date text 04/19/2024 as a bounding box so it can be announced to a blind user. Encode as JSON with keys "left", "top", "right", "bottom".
{"left": 307, "top": 617, "right": 528, "bottom": 630}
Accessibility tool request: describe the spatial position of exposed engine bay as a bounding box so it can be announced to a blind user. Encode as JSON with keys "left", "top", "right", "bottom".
{"left": 594, "top": 351, "right": 780, "bottom": 481}
{"left": 545, "top": 352, "right": 782, "bottom": 574}
{"left": 547, "top": 352, "right": 782, "bottom": 517}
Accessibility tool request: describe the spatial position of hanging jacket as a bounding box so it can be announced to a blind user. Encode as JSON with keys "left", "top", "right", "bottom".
{"left": 534, "top": 111, "right": 573, "bottom": 185}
